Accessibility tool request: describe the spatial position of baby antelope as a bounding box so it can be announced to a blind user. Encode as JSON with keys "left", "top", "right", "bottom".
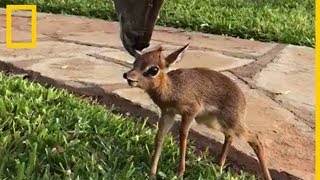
{"left": 123, "top": 44, "right": 272, "bottom": 180}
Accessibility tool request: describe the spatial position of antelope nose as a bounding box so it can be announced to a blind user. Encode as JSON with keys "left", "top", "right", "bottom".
{"left": 123, "top": 72, "right": 128, "bottom": 79}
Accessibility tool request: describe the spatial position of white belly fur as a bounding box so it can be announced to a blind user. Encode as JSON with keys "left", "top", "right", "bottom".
{"left": 195, "top": 113, "right": 222, "bottom": 131}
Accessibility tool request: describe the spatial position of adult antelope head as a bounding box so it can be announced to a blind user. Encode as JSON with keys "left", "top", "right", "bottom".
{"left": 112, "top": 0, "right": 165, "bottom": 57}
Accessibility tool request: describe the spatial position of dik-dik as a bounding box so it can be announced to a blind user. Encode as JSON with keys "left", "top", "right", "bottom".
{"left": 123, "top": 44, "right": 272, "bottom": 180}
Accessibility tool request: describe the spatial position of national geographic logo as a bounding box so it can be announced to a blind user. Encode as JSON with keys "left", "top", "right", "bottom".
{"left": 6, "top": 5, "right": 37, "bottom": 48}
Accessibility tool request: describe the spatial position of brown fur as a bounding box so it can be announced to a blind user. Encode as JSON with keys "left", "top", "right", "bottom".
{"left": 123, "top": 44, "right": 272, "bottom": 180}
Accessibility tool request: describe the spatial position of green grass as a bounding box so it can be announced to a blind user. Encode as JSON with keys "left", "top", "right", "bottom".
{"left": 0, "top": 73, "right": 255, "bottom": 179}
{"left": 0, "top": 0, "right": 315, "bottom": 47}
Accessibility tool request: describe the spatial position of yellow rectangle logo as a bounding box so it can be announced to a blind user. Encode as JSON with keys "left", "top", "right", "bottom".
{"left": 6, "top": 5, "right": 37, "bottom": 48}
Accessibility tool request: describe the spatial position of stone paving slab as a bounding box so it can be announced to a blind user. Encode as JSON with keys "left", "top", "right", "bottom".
{"left": 0, "top": 41, "right": 117, "bottom": 61}
{"left": 0, "top": 28, "right": 48, "bottom": 43}
{"left": 37, "top": 15, "right": 119, "bottom": 36}
{"left": 0, "top": 9, "right": 119, "bottom": 33}
{"left": 170, "top": 50, "right": 254, "bottom": 71}
{"left": 253, "top": 45, "right": 315, "bottom": 129}
{"left": 59, "top": 31, "right": 123, "bottom": 48}
{"left": 0, "top": 15, "right": 50, "bottom": 43}
{"left": 0, "top": 8, "right": 315, "bottom": 179}
{"left": 152, "top": 29, "right": 277, "bottom": 57}
{"left": 98, "top": 49, "right": 255, "bottom": 71}
{"left": 12, "top": 55, "right": 130, "bottom": 85}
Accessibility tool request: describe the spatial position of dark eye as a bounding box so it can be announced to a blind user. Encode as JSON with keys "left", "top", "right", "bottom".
{"left": 144, "top": 66, "right": 159, "bottom": 77}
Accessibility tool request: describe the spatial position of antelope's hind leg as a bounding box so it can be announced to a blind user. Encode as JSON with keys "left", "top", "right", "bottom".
{"left": 195, "top": 114, "right": 234, "bottom": 169}
{"left": 218, "top": 134, "right": 233, "bottom": 169}
{"left": 218, "top": 115, "right": 272, "bottom": 180}
{"left": 246, "top": 133, "right": 272, "bottom": 180}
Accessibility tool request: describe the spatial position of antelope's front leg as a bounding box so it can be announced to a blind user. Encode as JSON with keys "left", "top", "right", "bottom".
{"left": 150, "top": 112, "right": 175, "bottom": 178}
{"left": 177, "top": 113, "right": 194, "bottom": 178}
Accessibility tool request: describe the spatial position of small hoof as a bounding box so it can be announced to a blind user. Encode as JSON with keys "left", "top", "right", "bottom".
{"left": 219, "top": 166, "right": 224, "bottom": 174}
{"left": 149, "top": 173, "right": 156, "bottom": 180}
{"left": 176, "top": 172, "right": 184, "bottom": 179}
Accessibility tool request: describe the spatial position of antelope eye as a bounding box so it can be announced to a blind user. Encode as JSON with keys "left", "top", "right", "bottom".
{"left": 144, "top": 66, "right": 159, "bottom": 77}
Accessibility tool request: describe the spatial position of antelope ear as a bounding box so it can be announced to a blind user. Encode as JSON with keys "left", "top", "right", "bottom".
{"left": 141, "top": 44, "right": 163, "bottom": 54}
{"left": 165, "top": 43, "right": 189, "bottom": 67}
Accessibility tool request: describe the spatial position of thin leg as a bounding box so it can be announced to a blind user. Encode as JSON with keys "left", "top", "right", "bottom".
{"left": 218, "top": 134, "right": 233, "bottom": 168}
{"left": 150, "top": 112, "right": 175, "bottom": 178}
{"left": 177, "top": 114, "right": 194, "bottom": 178}
{"left": 247, "top": 134, "right": 272, "bottom": 180}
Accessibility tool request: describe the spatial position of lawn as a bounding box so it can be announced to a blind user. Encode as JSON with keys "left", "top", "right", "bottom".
{"left": 0, "top": 0, "right": 315, "bottom": 47}
{"left": 0, "top": 73, "right": 255, "bottom": 179}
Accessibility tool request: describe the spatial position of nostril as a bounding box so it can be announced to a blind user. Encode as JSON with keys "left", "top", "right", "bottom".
{"left": 134, "top": 42, "right": 150, "bottom": 51}
{"left": 123, "top": 73, "right": 127, "bottom": 79}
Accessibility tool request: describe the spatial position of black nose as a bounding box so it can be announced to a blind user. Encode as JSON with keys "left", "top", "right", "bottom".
{"left": 123, "top": 72, "right": 128, "bottom": 79}
{"left": 133, "top": 42, "right": 150, "bottom": 51}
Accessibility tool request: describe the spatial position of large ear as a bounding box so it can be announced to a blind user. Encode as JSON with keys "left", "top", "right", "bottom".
{"left": 141, "top": 44, "right": 163, "bottom": 54}
{"left": 165, "top": 43, "right": 189, "bottom": 67}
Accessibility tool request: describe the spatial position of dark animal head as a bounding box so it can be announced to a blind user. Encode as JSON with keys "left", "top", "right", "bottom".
{"left": 113, "top": 0, "right": 164, "bottom": 57}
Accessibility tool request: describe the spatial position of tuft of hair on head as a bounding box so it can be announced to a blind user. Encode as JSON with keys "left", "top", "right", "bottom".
{"left": 141, "top": 44, "right": 163, "bottom": 55}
